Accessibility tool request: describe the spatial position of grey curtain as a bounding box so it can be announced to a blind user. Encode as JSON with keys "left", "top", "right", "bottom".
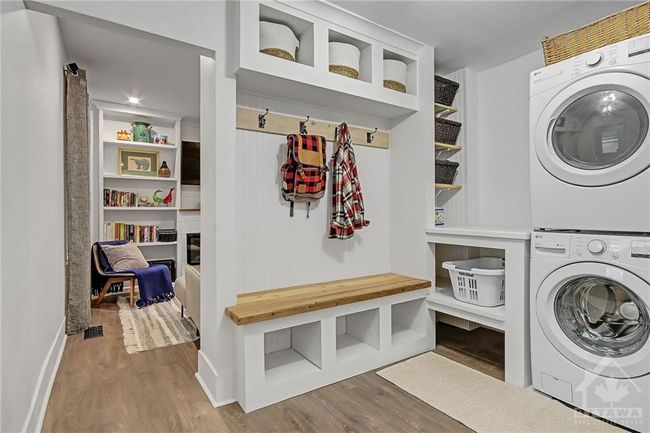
{"left": 64, "top": 69, "right": 91, "bottom": 334}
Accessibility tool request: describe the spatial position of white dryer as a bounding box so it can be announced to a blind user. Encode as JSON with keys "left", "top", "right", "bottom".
{"left": 531, "top": 231, "right": 650, "bottom": 432}
{"left": 530, "top": 34, "right": 650, "bottom": 232}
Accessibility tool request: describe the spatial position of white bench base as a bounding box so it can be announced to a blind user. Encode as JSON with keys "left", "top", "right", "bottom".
{"left": 234, "top": 289, "right": 433, "bottom": 412}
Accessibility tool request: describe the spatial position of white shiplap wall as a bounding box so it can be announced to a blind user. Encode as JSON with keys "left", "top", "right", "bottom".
{"left": 234, "top": 92, "right": 391, "bottom": 293}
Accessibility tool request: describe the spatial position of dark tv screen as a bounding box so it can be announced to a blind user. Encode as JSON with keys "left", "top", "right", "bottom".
{"left": 181, "top": 141, "right": 200, "bottom": 185}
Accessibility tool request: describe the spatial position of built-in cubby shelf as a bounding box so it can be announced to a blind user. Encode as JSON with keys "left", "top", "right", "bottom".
{"left": 103, "top": 207, "right": 178, "bottom": 211}
{"left": 230, "top": 0, "right": 423, "bottom": 119}
{"left": 103, "top": 174, "right": 178, "bottom": 182}
{"left": 264, "top": 321, "right": 322, "bottom": 384}
{"left": 434, "top": 103, "right": 458, "bottom": 117}
{"left": 391, "top": 298, "right": 428, "bottom": 346}
{"left": 237, "top": 289, "right": 432, "bottom": 412}
{"left": 336, "top": 308, "right": 380, "bottom": 362}
{"left": 435, "top": 142, "right": 462, "bottom": 152}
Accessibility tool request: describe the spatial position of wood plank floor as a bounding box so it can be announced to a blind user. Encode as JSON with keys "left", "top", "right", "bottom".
{"left": 43, "top": 301, "right": 502, "bottom": 433}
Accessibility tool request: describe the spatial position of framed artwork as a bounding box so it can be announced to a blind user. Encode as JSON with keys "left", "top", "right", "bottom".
{"left": 118, "top": 148, "right": 159, "bottom": 177}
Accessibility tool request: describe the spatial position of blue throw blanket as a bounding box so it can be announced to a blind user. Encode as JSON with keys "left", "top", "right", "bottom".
{"left": 92, "top": 241, "right": 174, "bottom": 308}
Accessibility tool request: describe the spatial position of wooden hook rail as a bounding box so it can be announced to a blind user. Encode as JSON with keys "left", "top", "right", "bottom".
{"left": 236, "top": 106, "right": 390, "bottom": 149}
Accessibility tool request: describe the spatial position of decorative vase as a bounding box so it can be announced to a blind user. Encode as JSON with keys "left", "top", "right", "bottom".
{"left": 158, "top": 161, "right": 171, "bottom": 178}
{"left": 131, "top": 121, "right": 152, "bottom": 143}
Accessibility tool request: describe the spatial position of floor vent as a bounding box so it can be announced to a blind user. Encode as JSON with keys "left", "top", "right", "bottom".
{"left": 84, "top": 325, "right": 103, "bottom": 340}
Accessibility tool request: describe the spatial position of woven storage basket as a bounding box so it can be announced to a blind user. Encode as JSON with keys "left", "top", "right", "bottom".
{"left": 259, "top": 21, "right": 299, "bottom": 62}
{"left": 435, "top": 159, "right": 459, "bottom": 185}
{"left": 434, "top": 75, "right": 460, "bottom": 106}
{"left": 329, "top": 42, "right": 361, "bottom": 79}
{"left": 542, "top": 2, "right": 650, "bottom": 65}
{"left": 435, "top": 117, "right": 462, "bottom": 145}
{"left": 383, "top": 59, "right": 408, "bottom": 93}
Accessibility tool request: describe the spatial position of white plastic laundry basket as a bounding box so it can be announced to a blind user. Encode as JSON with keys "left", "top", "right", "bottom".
{"left": 442, "top": 257, "right": 505, "bottom": 307}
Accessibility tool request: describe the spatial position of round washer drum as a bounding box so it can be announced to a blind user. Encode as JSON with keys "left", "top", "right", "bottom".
{"left": 537, "top": 262, "right": 650, "bottom": 379}
{"left": 535, "top": 72, "right": 650, "bottom": 187}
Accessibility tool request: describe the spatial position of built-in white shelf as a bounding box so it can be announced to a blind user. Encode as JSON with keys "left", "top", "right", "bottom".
{"left": 264, "top": 348, "right": 320, "bottom": 384}
{"left": 103, "top": 174, "right": 178, "bottom": 182}
{"left": 95, "top": 100, "right": 182, "bottom": 267}
{"left": 133, "top": 241, "right": 177, "bottom": 247}
{"left": 391, "top": 298, "right": 428, "bottom": 346}
{"left": 103, "top": 207, "right": 178, "bottom": 211}
{"left": 427, "top": 278, "right": 505, "bottom": 331}
{"left": 425, "top": 227, "right": 531, "bottom": 388}
{"left": 230, "top": 0, "right": 423, "bottom": 119}
{"left": 103, "top": 139, "right": 177, "bottom": 150}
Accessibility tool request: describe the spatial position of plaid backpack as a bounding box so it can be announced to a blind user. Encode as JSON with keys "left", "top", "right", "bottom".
{"left": 281, "top": 134, "right": 328, "bottom": 217}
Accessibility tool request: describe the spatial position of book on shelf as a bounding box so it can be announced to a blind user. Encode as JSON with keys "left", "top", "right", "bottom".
{"left": 103, "top": 222, "right": 160, "bottom": 243}
{"left": 103, "top": 188, "right": 139, "bottom": 207}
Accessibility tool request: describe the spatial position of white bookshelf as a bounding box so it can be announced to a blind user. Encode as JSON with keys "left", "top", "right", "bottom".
{"left": 95, "top": 100, "right": 182, "bottom": 266}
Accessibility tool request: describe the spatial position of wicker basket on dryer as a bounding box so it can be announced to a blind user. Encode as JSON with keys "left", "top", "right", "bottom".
{"left": 542, "top": 2, "right": 650, "bottom": 65}
{"left": 435, "top": 118, "right": 462, "bottom": 145}
{"left": 434, "top": 75, "right": 460, "bottom": 106}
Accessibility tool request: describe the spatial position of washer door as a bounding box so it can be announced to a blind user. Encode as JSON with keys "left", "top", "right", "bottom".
{"left": 535, "top": 72, "right": 650, "bottom": 186}
{"left": 537, "top": 262, "right": 650, "bottom": 378}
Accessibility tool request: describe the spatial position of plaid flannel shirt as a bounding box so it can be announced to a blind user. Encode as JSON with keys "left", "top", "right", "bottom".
{"left": 329, "top": 123, "right": 370, "bottom": 239}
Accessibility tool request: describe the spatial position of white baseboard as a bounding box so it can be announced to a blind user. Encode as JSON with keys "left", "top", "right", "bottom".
{"left": 22, "top": 316, "right": 67, "bottom": 433}
{"left": 195, "top": 350, "right": 237, "bottom": 408}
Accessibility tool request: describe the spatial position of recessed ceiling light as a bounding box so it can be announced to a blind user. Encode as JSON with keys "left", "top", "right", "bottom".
{"left": 128, "top": 96, "right": 140, "bottom": 104}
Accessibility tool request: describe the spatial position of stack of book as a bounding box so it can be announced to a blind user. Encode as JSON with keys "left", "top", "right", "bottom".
{"left": 104, "top": 188, "right": 140, "bottom": 207}
{"left": 103, "top": 222, "right": 160, "bottom": 243}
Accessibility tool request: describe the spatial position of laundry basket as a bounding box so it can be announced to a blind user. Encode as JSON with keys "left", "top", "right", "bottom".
{"left": 442, "top": 257, "right": 505, "bottom": 307}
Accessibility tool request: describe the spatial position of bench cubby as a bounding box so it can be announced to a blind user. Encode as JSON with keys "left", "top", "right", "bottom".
{"left": 391, "top": 298, "right": 428, "bottom": 346}
{"left": 264, "top": 321, "right": 322, "bottom": 383}
{"left": 335, "top": 308, "right": 380, "bottom": 362}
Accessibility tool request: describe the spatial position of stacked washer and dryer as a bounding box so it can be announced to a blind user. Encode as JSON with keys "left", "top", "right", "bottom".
{"left": 529, "top": 34, "right": 650, "bottom": 432}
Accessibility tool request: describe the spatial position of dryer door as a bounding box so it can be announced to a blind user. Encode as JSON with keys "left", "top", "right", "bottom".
{"left": 535, "top": 72, "right": 650, "bottom": 186}
{"left": 537, "top": 262, "right": 650, "bottom": 378}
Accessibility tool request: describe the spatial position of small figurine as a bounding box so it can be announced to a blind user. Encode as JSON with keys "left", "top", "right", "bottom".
{"left": 138, "top": 196, "right": 151, "bottom": 207}
{"left": 152, "top": 190, "right": 164, "bottom": 207}
{"left": 116, "top": 130, "right": 132, "bottom": 141}
{"left": 163, "top": 188, "right": 175, "bottom": 207}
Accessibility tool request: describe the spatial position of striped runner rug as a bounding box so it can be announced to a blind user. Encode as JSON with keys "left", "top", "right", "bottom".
{"left": 118, "top": 297, "right": 198, "bottom": 354}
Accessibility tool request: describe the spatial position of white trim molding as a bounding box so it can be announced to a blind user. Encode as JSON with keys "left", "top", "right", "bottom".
{"left": 22, "top": 316, "right": 67, "bottom": 433}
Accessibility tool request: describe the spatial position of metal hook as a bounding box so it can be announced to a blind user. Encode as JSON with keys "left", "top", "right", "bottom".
{"left": 258, "top": 108, "right": 269, "bottom": 128}
{"left": 299, "top": 115, "right": 310, "bottom": 134}
{"left": 367, "top": 127, "right": 378, "bottom": 144}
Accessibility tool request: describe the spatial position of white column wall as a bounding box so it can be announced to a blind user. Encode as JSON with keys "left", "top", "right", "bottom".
{"left": 1, "top": 5, "right": 67, "bottom": 432}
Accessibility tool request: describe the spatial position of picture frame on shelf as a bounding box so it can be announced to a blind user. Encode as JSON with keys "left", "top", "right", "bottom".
{"left": 118, "top": 148, "right": 160, "bottom": 177}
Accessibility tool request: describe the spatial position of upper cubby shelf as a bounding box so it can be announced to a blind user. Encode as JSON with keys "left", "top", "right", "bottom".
{"left": 229, "top": 0, "right": 424, "bottom": 120}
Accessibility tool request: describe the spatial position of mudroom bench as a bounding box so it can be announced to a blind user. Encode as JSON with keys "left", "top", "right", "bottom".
{"left": 225, "top": 273, "right": 433, "bottom": 412}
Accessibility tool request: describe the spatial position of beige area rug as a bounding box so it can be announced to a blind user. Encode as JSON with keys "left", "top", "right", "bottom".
{"left": 377, "top": 352, "right": 626, "bottom": 433}
{"left": 118, "top": 297, "right": 198, "bottom": 354}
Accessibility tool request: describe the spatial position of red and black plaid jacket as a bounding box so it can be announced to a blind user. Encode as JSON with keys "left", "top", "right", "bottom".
{"left": 329, "top": 123, "right": 370, "bottom": 239}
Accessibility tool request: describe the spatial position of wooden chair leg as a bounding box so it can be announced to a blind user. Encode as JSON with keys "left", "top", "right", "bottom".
{"left": 129, "top": 277, "right": 135, "bottom": 307}
{"left": 95, "top": 278, "right": 115, "bottom": 306}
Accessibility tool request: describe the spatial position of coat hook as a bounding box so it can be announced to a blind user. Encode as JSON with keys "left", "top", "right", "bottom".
{"left": 367, "top": 128, "right": 377, "bottom": 144}
{"left": 300, "top": 115, "right": 310, "bottom": 134}
{"left": 258, "top": 108, "right": 269, "bottom": 128}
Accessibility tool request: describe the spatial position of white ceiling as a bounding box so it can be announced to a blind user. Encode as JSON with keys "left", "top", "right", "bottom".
{"left": 58, "top": 17, "right": 201, "bottom": 120}
{"left": 331, "top": 1, "right": 638, "bottom": 73}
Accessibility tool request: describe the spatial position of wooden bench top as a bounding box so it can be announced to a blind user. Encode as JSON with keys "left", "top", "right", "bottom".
{"left": 225, "top": 273, "right": 431, "bottom": 325}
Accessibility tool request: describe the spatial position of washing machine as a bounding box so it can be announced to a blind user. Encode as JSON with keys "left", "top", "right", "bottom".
{"left": 531, "top": 231, "right": 650, "bottom": 432}
{"left": 530, "top": 34, "right": 650, "bottom": 232}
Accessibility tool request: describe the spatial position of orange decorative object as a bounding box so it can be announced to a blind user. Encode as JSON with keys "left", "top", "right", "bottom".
{"left": 116, "top": 130, "right": 132, "bottom": 141}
